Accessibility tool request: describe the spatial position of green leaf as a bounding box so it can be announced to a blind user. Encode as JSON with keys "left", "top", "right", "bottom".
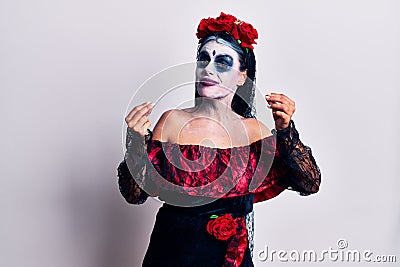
{"left": 210, "top": 215, "right": 219, "bottom": 219}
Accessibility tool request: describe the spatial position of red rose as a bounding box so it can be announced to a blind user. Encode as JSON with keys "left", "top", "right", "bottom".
{"left": 215, "top": 12, "right": 236, "bottom": 31}
{"left": 230, "top": 24, "right": 240, "bottom": 40}
{"left": 206, "top": 12, "right": 237, "bottom": 32}
{"left": 207, "top": 21, "right": 230, "bottom": 32}
{"left": 238, "top": 22, "right": 258, "bottom": 49}
{"left": 206, "top": 214, "right": 238, "bottom": 241}
{"left": 216, "top": 12, "right": 237, "bottom": 24}
{"left": 196, "top": 17, "right": 215, "bottom": 39}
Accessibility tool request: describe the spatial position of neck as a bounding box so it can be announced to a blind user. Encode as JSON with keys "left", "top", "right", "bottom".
{"left": 194, "top": 95, "right": 239, "bottom": 122}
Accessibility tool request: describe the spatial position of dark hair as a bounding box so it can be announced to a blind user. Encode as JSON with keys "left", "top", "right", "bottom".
{"left": 195, "top": 31, "right": 257, "bottom": 118}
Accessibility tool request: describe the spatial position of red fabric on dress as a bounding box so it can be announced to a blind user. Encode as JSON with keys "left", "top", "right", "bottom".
{"left": 223, "top": 216, "right": 248, "bottom": 267}
{"left": 145, "top": 135, "right": 289, "bottom": 203}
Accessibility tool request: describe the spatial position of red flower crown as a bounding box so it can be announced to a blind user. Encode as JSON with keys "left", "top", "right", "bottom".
{"left": 196, "top": 12, "right": 258, "bottom": 50}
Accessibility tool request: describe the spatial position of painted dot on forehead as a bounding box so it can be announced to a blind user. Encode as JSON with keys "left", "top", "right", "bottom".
{"left": 212, "top": 50, "right": 216, "bottom": 56}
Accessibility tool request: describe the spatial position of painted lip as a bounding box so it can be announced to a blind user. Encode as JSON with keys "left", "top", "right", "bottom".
{"left": 199, "top": 78, "right": 219, "bottom": 86}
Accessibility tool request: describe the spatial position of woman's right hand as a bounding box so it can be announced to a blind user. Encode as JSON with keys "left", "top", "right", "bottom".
{"left": 125, "top": 102, "right": 155, "bottom": 139}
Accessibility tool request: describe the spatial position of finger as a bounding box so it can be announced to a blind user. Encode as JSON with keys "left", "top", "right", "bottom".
{"left": 266, "top": 93, "right": 287, "bottom": 105}
{"left": 143, "top": 120, "right": 151, "bottom": 133}
{"left": 269, "top": 92, "right": 294, "bottom": 104}
{"left": 269, "top": 105, "right": 291, "bottom": 117}
{"left": 266, "top": 96, "right": 295, "bottom": 115}
{"left": 126, "top": 102, "right": 154, "bottom": 126}
{"left": 266, "top": 93, "right": 295, "bottom": 106}
{"left": 125, "top": 102, "right": 148, "bottom": 123}
{"left": 272, "top": 110, "right": 290, "bottom": 121}
{"left": 127, "top": 102, "right": 154, "bottom": 122}
{"left": 129, "top": 114, "right": 150, "bottom": 131}
{"left": 125, "top": 102, "right": 153, "bottom": 122}
{"left": 133, "top": 120, "right": 151, "bottom": 137}
{"left": 268, "top": 102, "right": 294, "bottom": 115}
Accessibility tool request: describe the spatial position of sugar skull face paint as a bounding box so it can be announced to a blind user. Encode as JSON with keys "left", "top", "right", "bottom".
{"left": 195, "top": 40, "right": 247, "bottom": 100}
{"left": 196, "top": 50, "right": 234, "bottom": 73}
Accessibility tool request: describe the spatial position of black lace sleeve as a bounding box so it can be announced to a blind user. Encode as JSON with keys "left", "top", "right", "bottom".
{"left": 117, "top": 159, "right": 149, "bottom": 204}
{"left": 274, "top": 120, "right": 321, "bottom": 196}
{"left": 116, "top": 128, "right": 153, "bottom": 204}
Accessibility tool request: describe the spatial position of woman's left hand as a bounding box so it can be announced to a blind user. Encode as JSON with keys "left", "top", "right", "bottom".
{"left": 265, "top": 93, "right": 296, "bottom": 130}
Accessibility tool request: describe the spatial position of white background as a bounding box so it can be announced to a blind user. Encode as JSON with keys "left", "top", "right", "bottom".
{"left": 1, "top": 0, "right": 399, "bottom": 266}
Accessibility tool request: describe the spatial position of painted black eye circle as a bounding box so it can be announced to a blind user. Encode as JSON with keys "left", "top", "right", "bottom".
{"left": 215, "top": 62, "right": 231, "bottom": 72}
{"left": 196, "top": 51, "right": 210, "bottom": 68}
{"left": 214, "top": 55, "right": 233, "bottom": 72}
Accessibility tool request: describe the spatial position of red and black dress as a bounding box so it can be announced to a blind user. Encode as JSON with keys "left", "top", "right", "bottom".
{"left": 117, "top": 120, "right": 321, "bottom": 267}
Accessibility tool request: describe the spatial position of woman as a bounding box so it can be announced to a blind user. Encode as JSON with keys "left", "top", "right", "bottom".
{"left": 117, "top": 12, "right": 321, "bottom": 267}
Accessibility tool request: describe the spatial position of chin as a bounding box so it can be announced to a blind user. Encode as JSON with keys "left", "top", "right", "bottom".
{"left": 197, "top": 85, "right": 231, "bottom": 99}
{"left": 197, "top": 86, "right": 217, "bottom": 97}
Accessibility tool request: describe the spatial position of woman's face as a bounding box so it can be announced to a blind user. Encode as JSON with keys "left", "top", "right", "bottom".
{"left": 195, "top": 40, "right": 247, "bottom": 100}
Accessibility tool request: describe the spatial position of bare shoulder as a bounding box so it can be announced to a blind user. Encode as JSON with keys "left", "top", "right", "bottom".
{"left": 242, "top": 117, "right": 272, "bottom": 142}
{"left": 151, "top": 109, "right": 190, "bottom": 142}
